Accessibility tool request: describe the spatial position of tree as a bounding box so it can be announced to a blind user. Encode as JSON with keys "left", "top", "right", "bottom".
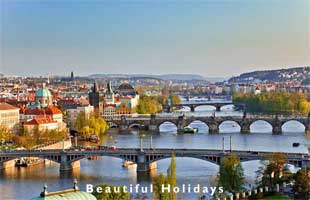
{"left": 218, "top": 155, "right": 244, "bottom": 192}
{"left": 0, "top": 125, "right": 13, "bottom": 144}
{"left": 152, "top": 173, "right": 169, "bottom": 200}
{"left": 169, "top": 94, "right": 181, "bottom": 105}
{"left": 137, "top": 95, "right": 162, "bottom": 114}
{"left": 74, "top": 111, "right": 87, "bottom": 132}
{"left": 256, "top": 153, "right": 289, "bottom": 190}
{"left": 152, "top": 153, "right": 177, "bottom": 200}
{"left": 293, "top": 168, "right": 310, "bottom": 199}
{"left": 75, "top": 112, "right": 109, "bottom": 138}
{"left": 92, "top": 184, "right": 130, "bottom": 200}
{"left": 167, "top": 153, "right": 177, "bottom": 200}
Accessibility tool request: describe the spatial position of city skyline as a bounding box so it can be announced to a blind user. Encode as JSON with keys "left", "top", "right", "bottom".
{"left": 1, "top": 0, "right": 309, "bottom": 77}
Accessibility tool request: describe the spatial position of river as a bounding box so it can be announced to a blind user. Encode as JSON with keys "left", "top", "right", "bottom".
{"left": 1, "top": 105, "right": 310, "bottom": 199}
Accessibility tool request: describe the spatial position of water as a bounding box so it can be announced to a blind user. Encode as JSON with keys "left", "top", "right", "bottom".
{"left": 1, "top": 106, "right": 310, "bottom": 199}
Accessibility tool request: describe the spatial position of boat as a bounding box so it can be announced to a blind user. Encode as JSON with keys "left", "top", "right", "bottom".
{"left": 292, "top": 143, "right": 300, "bottom": 147}
{"left": 88, "top": 134, "right": 99, "bottom": 143}
{"left": 122, "top": 161, "right": 135, "bottom": 168}
{"left": 183, "top": 126, "right": 198, "bottom": 134}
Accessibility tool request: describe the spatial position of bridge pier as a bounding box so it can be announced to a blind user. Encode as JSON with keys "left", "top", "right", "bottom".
{"left": 215, "top": 106, "right": 221, "bottom": 112}
{"left": 136, "top": 162, "right": 157, "bottom": 172}
{"left": 59, "top": 152, "right": 80, "bottom": 171}
{"left": 240, "top": 122, "right": 250, "bottom": 134}
{"left": 272, "top": 125, "right": 282, "bottom": 135}
{"left": 209, "top": 123, "right": 219, "bottom": 134}
{"left": 136, "top": 152, "right": 157, "bottom": 173}
{"left": 190, "top": 105, "right": 195, "bottom": 112}
{"left": 302, "top": 160, "right": 310, "bottom": 168}
{"left": 149, "top": 125, "right": 158, "bottom": 132}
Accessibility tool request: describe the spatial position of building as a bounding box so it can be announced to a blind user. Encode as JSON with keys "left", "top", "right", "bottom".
{"left": 23, "top": 116, "right": 60, "bottom": 132}
{"left": 116, "top": 82, "right": 139, "bottom": 110}
{"left": 0, "top": 103, "right": 20, "bottom": 134}
{"left": 20, "top": 105, "right": 63, "bottom": 123}
{"left": 66, "top": 104, "right": 94, "bottom": 128}
{"left": 103, "top": 104, "right": 118, "bottom": 123}
{"left": 102, "top": 82, "right": 140, "bottom": 122}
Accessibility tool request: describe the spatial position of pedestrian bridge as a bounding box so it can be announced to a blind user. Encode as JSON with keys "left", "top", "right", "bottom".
{"left": 0, "top": 148, "right": 309, "bottom": 173}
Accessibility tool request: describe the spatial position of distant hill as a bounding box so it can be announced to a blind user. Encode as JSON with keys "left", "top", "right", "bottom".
{"left": 89, "top": 74, "right": 207, "bottom": 81}
{"left": 228, "top": 66, "right": 310, "bottom": 84}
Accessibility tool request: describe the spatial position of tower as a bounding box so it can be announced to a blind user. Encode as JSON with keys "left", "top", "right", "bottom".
{"left": 88, "top": 82, "right": 103, "bottom": 115}
{"left": 104, "top": 81, "right": 114, "bottom": 104}
{"left": 70, "top": 71, "right": 74, "bottom": 81}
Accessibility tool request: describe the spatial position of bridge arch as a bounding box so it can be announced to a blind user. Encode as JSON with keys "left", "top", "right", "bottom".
{"left": 0, "top": 155, "right": 61, "bottom": 165}
{"left": 68, "top": 154, "right": 138, "bottom": 164}
{"left": 148, "top": 155, "right": 220, "bottom": 166}
{"left": 194, "top": 105, "right": 217, "bottom": 112}
{"left": 185, "top": 120, "right": 209, "bottom": 133}
{"left": 128, "top": 121, "right": 145, "bottom": 129}
{"left": 249, "top": 120, "right": 273, "bottom": 133}
{"left": 220, "top": 104, "right": 235, "bottom": 111}
{"left": 218, "top": 120, "right": 241, "bottom": 133}
{"left": 281, "top": 120, "right": 306, "bottom": 133}
{"left": 158, "top": 121, "right": 178, "bottom": 132}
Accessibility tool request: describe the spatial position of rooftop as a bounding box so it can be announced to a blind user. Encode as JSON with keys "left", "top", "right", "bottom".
{"left": 0, "top": 102, "right": 20, "bottom": 110}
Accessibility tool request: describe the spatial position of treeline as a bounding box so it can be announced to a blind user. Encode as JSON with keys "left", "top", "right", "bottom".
{"left": 233, "top": 92, "right": 310, "bottom": 115}
{"left": 13, "top": 128, "right": 68, "bottom": 149}
{"left": 136, "top": 94, "right": 181, "bottom": 114}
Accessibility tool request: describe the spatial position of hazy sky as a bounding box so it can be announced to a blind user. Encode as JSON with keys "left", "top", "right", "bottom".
{"left": 1, "top": 0, "right": 309, "bottom": 77}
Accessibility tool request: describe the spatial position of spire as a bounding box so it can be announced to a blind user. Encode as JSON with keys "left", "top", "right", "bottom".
{"left": 107, "top": 80, "right": 113, "bottom": 93}
{"left": 70, "top": 71, "right": 74, "bottom": 81}
{"left": 93, "top": 82, "right": 98, "bottom": 93}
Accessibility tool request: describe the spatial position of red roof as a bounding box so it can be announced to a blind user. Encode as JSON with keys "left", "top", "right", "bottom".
{"left": 22, "top": 106, "right": 62, "bottom": 115}
{"left": 24, "top": 117, "right": 57, "bottom": 125}
{"left": 0, "top": 103, "right": 20, "bottom": 110}
{"left": 45, "top": 106, "right": 62, "bottom": 115}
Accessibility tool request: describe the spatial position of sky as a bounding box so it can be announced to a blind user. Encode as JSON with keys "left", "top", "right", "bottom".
{"left": 0, "top": 0, "right": 309, "bottom": 77}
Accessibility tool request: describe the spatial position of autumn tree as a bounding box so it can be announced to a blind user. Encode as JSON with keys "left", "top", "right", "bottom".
{"left": 137, "top": 95, "right": 162, "bottom": 114}
{"left": 92, "top": 184, "right": 130, "bottom": 200}
{"left": 256, "top": 152, "right": 288, "bottom": 190}
{"left": 167, "top": 153, "right": 177, "bottom": 200}
{"left": 75, "top": 112, "right": 109, "bottom": 138}
{"left": 152, "top": 173, "right": 169, "bottom": 200}
{"left": 0, "top": 125, "right": 13, "bottom": 144}
{"left": 218, "top": 155, "right": 244, "bottom": 192}
{"left": 293, "top": 168, "right": 310, "bottom": 199}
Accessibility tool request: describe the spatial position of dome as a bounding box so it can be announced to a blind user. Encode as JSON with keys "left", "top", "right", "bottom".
{"left": 31, "top": 191, "right": 97, "bottom": 200}
{"left": 118, "top": 83, "right": 134, "bottom": 90}
{"left": 36, "top": 88, "right": 52, "bottom": 98}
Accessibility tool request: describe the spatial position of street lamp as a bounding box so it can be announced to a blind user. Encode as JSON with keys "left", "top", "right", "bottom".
{"left": 139, "top": 131, "right": 145, "bottom": 152}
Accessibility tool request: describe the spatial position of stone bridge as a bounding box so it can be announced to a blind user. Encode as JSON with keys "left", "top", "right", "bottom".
{"left": 1, "top": 148, "right": 309, "bottom": 173}
{"left": 109, "top": 114, "right": 310, "bottom": 134}
{"left": 163, "top": 102, "right": 235, "bottom": 112}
